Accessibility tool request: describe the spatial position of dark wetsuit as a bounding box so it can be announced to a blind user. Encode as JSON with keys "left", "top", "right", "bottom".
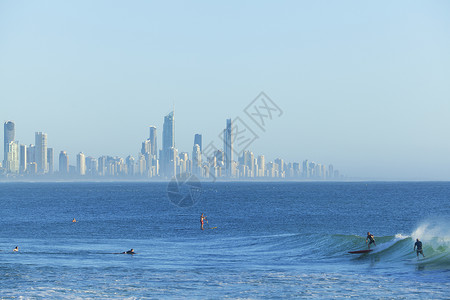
{"left": 414, "top": 241, "right": 423, "bottom": 255}
{"left": 367, "top": 234, "right": 375, "bottom": 246}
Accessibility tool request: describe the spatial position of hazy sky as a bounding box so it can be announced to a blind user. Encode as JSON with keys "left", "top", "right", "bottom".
{"left": 1, "top": 1, "right": 449, "bottom": 180}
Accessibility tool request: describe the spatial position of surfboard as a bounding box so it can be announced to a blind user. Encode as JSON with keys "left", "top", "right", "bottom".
{"left": 348, "top": 249, "right": 373, "bottom": 254}
{"left": 208, "top": 227, "right": 217, "bottom": 230}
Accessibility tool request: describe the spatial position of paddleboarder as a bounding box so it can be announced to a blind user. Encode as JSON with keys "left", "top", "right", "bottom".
{"left": 366, "top": 232, "right": 376, "bottom": 249}
{"left": 200, "top": 213, "right": 207, "bottom": 230}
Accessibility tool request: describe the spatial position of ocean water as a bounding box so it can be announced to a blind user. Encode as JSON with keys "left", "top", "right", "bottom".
{"left": 0, "top": 181, "right": 449, "bottom": 298}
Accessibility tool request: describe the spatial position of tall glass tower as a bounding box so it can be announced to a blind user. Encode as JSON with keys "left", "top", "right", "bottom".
{"left": 35, "top": 132, "right": 48, "bottom": 174}
{"left": 3, "top": 121, "right": 15, "bottom": 167}
{"left": 162, "top": 111, "right": 174, "bottom": 177}
{"left": 194, "top": 134, "right": 202, "bottom": 152}
{"left": 59, "top": 151, "right": 69, "bottom": 174}
{"left": 224, "top": 118, "right": 233, "bottom": 177}
{"left": 149, "top": 126, "right": 157, "bottom": 159}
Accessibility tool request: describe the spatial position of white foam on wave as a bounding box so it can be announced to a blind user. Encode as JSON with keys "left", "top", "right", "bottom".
{"left": 395, "top": 233, "right": 410, "bottom": 239}
{"left": 411, "top": 218, "right": 450, "bottom": 246}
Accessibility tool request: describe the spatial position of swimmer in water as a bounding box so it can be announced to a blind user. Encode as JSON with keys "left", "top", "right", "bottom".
{"left": 13, "top": 246, "right": 18, "bottom": 252}
{"left": 72, "top": 218, "right": 77, "bottom": 223}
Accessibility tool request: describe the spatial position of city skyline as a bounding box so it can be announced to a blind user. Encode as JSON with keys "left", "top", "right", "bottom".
{"left": 1, "top": 115, "right": 342, "bottom": 181}
{"left": 1, "top": 1, "right": 449, "bottom": 180}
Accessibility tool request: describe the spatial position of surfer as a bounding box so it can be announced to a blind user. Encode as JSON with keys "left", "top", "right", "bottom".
{"left": 123, "top": 249, "right": 135, "bottom": 254}
{"left": 366, "top": 232, "right": 376, "bottom": 249}
{"left": 200, "top": 213, "right": 207, "bottom": 230}
{"left": 13, "top": 246, "right": 18, "bottom": 252}
{"left": 414, "top": 239, "right": 425, "bottom": 258}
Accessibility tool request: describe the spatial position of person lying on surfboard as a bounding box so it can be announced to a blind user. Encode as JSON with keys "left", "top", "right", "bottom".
{"left": 123, "top": 249, "right": 135, "bottom": 254}
{"left": 366, "top": 232, "right": 376, "bottom": 249}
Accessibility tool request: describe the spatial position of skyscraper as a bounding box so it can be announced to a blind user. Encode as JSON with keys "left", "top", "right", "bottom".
{"left": 149, "top": 126, "right": 157, "bottom": 159}
{"left": 6, "top": 141, "right": 19, "bottom": 173}
{"left": 162, "top": 111, "right": 174, "bottom": 177}
{"left": 35, "top": 132, "right": 48, "bottom": 174}
{"left": 59, "top": 151, "right": 69, "bottom": 174}
{"left": 19, "top": 144, "right": 27, "bottom": 174}
{"left": 192, "top": 144, "right": 201, "bottom": 176}
{"left": 126, "top": 155, "right": 135, "bottom": 176}
{"left": 3, "top": 121, "right": 15, "bottom": 167}
{"left": 257, "top": 155, "right": 265, "bottom": 177}
{"left": 141, "top": 139, "right": 151, "bottom": 155}
{"left": 47, "top": 148, "right": 54, "bottom": 174}
{"left": 77, "top": 152, "right": 86, "bottom": 175}
{"left": 224, "top": 119, "right": 233, "bottom": 177}
{"left": 302, "top": 160, "right": 309, "bottom": 178}
{"left": 27, "top": 144, "right": 35, "bottom": 165}
{"left": 194, "top": 134, "right": 202, "bottom": 152}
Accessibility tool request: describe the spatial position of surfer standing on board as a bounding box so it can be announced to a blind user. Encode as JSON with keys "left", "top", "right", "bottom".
{"left": 200, "top": 213, "right": 207, "bottom": 230}
{"left": 366, "top": 232, "right": 376, "bottom": 249}
{"left": 414, "top": 239, "right": 425, "bottom": 258}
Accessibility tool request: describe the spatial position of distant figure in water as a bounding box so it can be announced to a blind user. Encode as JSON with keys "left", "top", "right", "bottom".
{"left": 414, "top": 238, "right": 425, "bottom": 258}
{"left": 200, "top": 213, "right": 207, "bottom": 230}
{"left": 366, "top": 232, "right": 376, "bottom": 249}
{"left": 123, "top": 249, "right": 135, "bottom": 254}
{"left": 13, "top": 246, "right": 18, "bottom": 252}
{"left": 72, "top": 218, "right": 77, "bottom": 223}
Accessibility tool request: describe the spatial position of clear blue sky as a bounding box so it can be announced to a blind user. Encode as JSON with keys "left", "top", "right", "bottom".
{"left": 1, "top": 0, "right": 449, "bottom": 180}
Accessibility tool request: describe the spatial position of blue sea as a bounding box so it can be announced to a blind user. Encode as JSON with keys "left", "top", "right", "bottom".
{"left": 0, "top": 181, "right": 449, "bottom": 298}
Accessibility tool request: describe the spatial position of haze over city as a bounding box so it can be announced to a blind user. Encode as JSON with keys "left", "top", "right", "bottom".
{"left": 1, "top": 1, "right": 449, "bottom": 180}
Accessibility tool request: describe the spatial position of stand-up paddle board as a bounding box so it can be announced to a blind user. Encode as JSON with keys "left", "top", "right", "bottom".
{"left": 348, "top": 249, "right": 373, "bottom": 254}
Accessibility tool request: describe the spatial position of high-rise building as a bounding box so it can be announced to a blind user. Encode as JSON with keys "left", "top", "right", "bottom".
{"left": 241, "top": 151, "right": 255, "bottom": 177}
{"left": 328, "top": 164, "right": 334, "bottom": 180}
{"left": 166, "top": 146, "right": 177, "bottom": 178}
{"left": 98, "top": 156, "right": 107, "bottom": 176}
{"left": 137, "top": 154, "right": 146, "bottom": 176}
{"left": 302, "top": 160, "right": 309, "bottom": 178}
{"left": 3, "top": 121, "right": 15, "bottom": 167}
{"left": 141, "top": 139, "right": 151, "bottom": 155}
{"left": 35, "top": 132, "right": 48, "bottom": 174}
{"left": 162, "top": 111, "right": 174, "bottom": 177}
{"left": 257, "top": 155, "right": 265, "bottom": 177}
{"left": 77, "top": 152, "right": 86, "bottom": 175}
{"left": 149, "top": 126, "right": 157, "bottom": 159}
{"left": 47, "top": 148, "right": 54, "bottom": 174}
{"left": 126, "top": 155, "right": 135, "bottom": 176}
{"left": 293, "top": 162, "right": 301, "bottom": 177}
{"left": 192, "top": 144, "right": 201, "bottom": 176}
{"left": 224, "top": 118, "right": 233, "bottom": 177}
{"left": 27, "top": 144, "right": 35, "bottom": 164}
{"left": 59, "top": 151, "right": 69, "bottom": 174}
{"left": 6, "top": 141, "right": 19, "bottom": 173}
{"left": 194, "top": 134, "right": 202, "bottom": 152}
{"left": 85, "top": 156, "right": 98, "bottom": 175}
{"left": 19, "top": 144, "right": 27, "bottom": 174}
